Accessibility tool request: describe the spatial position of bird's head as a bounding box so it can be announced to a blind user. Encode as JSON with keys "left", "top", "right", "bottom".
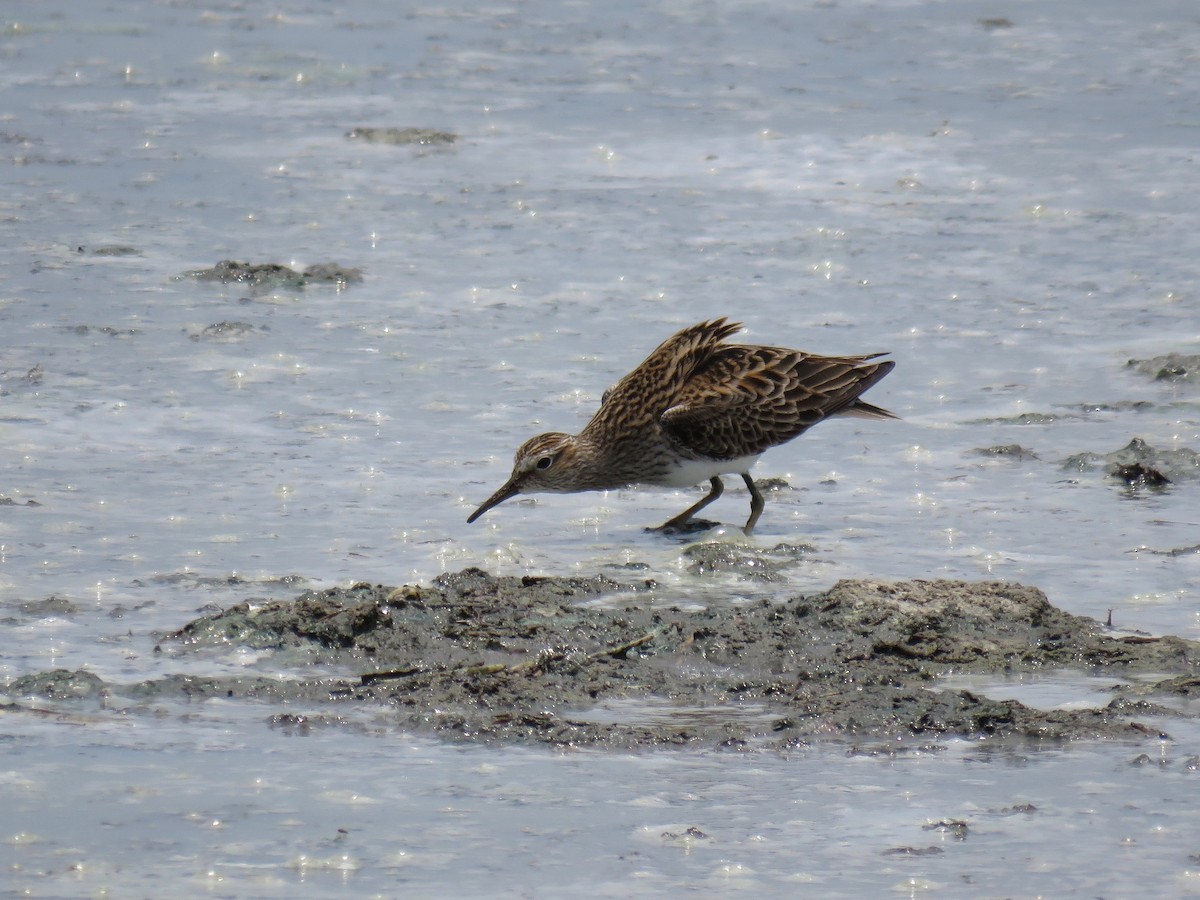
{"left": 466, "top": 432, "right": 587, "bottom": 523}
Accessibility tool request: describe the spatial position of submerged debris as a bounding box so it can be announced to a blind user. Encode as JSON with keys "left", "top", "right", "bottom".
{"left": 57, "top": 324, "right": 140, "bottom": 338}
{"left": 682, "top": 541, "right": 815, "bottom": 581}
{"left": 972, "top": 444, "right": 1038, "bottom": 460}
{"left": 1064, "top": 437, "right": 1200, "bottom": 484}
{"left": 9, "top": 668, "right": 107, "bottom": 700}
{"left": 1127, "top": 353, "right": 1200, "bottom": 384}
{"left": 1074, "top": 400, "right": 1154, "bottom": 414}
{"left": 968, "top": 412, "right": 1064, "bottom": 426}
{"left": 179, "top": 259, "right": 363, "bottom": 292}
{"left": 0, "top": 496, "right": 40, "bottom": 507}
{"left": 1110, "top": 462, "right": 1171, "bottom": 488}
{"left": 346, "top": 127, "right": 457, "bottom": 146}
{"left": 77, "top": 244, "right": 141, "bottom": 256}
{"left": 1130, "top": 543, "right": 1200, "bottom": 558}
{"left": 189, "top": 321, "right": 260, "bottom": 342}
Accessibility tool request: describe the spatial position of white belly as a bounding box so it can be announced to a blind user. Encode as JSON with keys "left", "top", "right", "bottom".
{"left": 654, "top": 454, "right": 761, "bottom": 487}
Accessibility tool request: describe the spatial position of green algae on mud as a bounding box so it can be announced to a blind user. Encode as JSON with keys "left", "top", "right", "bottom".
{"left": 11, "top": 566, "right": 1200, "bottom": 751}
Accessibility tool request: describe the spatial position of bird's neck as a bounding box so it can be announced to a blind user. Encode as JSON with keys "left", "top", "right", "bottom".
{"left": 566, "top": 431, "right": 668, "bottom": 490}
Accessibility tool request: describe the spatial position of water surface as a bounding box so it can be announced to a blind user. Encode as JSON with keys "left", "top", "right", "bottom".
{"left": 3, "top": 0, "right": 1200, "bottom": 895}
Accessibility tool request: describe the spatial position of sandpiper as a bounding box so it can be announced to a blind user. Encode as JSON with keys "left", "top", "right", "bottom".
{"left": 467, "top": 318, "right": 896, "bottom": 534}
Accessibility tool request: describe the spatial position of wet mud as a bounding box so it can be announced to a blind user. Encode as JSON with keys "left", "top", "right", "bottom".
{"left": 10, "top": 564, "right": 1200, "bottom": 751}
{"left": 345, "top": 126, "right": 458, "bottom": 146}
{"left": 178, "top": 259, "right": 363, "bottom": 292}
{"left": 1064, "top": 436, "right": 1200, "bottom": 487}
{"left": 1127, "top": 352, "right": 1200, "bottom": 383}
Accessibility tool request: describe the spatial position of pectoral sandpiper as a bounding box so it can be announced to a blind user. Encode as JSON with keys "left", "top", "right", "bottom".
{"left": 467, "top": 318, "right": 896, "bottom": 535}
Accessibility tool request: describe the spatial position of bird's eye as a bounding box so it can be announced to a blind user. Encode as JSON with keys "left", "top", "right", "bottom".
{"left": 535, "top": 456, "right": 554, "bottom": 470}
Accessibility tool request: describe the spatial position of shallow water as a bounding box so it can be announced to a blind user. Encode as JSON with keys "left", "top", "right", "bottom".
{"left": 5, "top": 710, "right": 1200, "bottom": 898}
{"left": 3, "top": 0, "right": 1200, "bottom": 895}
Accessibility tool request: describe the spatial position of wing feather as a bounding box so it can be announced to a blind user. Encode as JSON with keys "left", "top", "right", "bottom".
{"left": 581, "top": 318, "right": 743, "bottom": 439}
{"left": 661, "top": 347, "right": 895, "bottom": 459}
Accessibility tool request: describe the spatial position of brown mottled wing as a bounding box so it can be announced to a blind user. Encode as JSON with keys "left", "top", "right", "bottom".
{"left": 581, "top": 318, "right": 744, "bottom": 439}
{"left": 660, "top": 347, "right": 895, "bottom": 459}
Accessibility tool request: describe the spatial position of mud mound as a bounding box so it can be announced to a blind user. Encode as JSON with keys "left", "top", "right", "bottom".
{"left": 14, "top": 570, "right": 1200, "bottom": 751}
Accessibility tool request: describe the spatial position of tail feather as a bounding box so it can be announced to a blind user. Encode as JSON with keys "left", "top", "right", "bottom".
{"left": 839, "top": 399, "right": 899, "bottom": 420}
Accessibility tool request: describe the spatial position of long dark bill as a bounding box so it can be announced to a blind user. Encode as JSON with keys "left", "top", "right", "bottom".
{"left": 466, "top": 477, "right": 522, "bottom": 523}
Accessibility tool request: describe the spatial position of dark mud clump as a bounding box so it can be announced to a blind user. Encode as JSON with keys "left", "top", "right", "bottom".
{"left": 15, "top": 569, "right": 1193, "bottom": 751}
{"left": 1074, "top": 400, "right": 1154, "bottom": 414}
{"left": 971, "top": 444, "right": 1038, "bottom": 460}
{"left": 967, "top": 411, "right": 1065, "bottom": 425}
{"left": 1064, "top": 436, "right": 1200, "bottom": 485}
{"left": 682, "top": 541, "right": 815, "bottom": 581}
{"left": 179, "top": 259, "right": 363, "bottom": 292}
{"left": 1110, "top": 462, "right": 1171, "bottom": 488}
{"left": 188, "top": 322, "right": 261, "bottom": 342}
{"left": 10, "top": 668, "right": 107, "bottom": 700}
{"left": 1127, "top": 353, "right": 1200, "bottom": 384}
{"left": 1131, "top": 543, "right": 1200, "bottom": 558}
{"left": 346, "top": 126, "right": 457, "bottom": 146}
{"left": 77, "top": 244, "right": 141, "bottom": 256}
{"left": 57, "top": 324, "right": 140, "bottom": 339}
{"left": 18, "top": 594, "right": 80, "bottom": 617}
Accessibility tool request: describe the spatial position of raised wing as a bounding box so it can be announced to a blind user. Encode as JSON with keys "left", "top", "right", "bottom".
{"left": 581, "top": 318, "right": 744, "bottom": 439}
{"left": 660, "top": 347, "right": 895, "bottom": 459}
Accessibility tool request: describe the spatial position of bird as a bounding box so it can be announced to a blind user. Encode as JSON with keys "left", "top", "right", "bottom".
{"left": 467, "top": 318, "right": 896, "bottom": 534}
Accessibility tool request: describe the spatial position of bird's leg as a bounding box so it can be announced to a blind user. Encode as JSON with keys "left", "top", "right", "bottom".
{"left": 653, "top": 476, "right": 723, "bottom": 531}
{"left": 741, "top": 474, "right": 765, "bottom": 535}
